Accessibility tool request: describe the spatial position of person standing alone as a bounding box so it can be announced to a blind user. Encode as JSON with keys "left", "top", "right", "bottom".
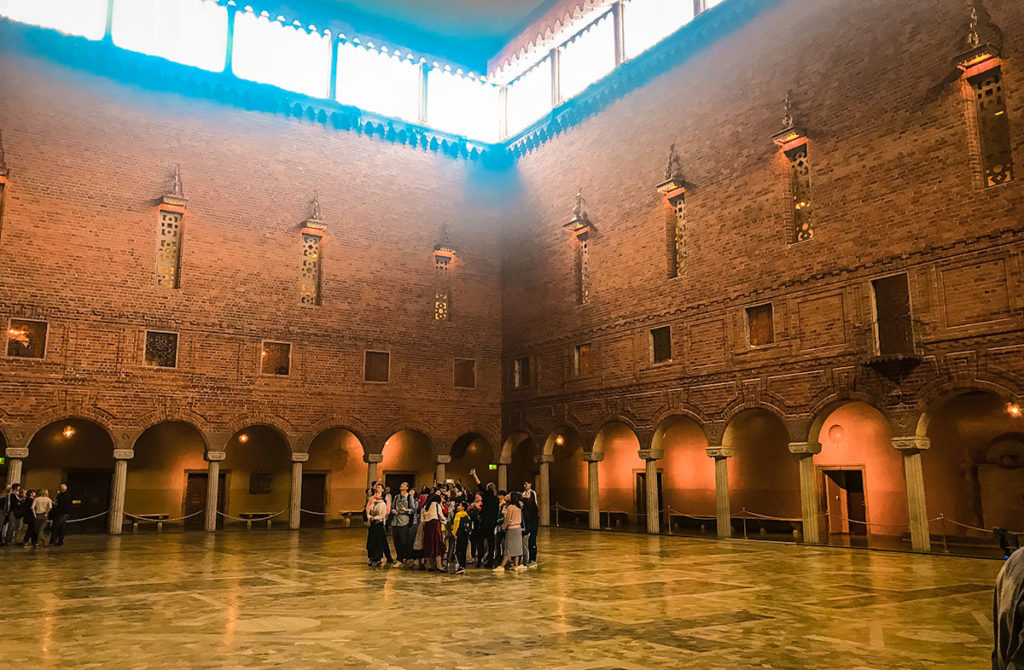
{"left": 49, "top": 483, "right": 71, "bottom": 546}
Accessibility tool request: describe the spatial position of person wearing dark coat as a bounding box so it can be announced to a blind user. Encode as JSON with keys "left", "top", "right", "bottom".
{"left": 49, "top": 483, "right": 72, "bottom": 546}
{"left": 470, "top": 468, "right": 499, "bottom": 567}
{"left": 995, "top": 546, "right": 1024, "bottom": 669}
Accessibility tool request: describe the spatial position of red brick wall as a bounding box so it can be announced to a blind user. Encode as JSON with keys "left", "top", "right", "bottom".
{"left": 0, "top": 47, "right": 505, "bottom": 455}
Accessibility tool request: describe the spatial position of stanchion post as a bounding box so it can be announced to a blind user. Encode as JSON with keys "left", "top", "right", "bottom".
{"left": 555, "top": 502, "right": 560, "bottom": 528}
{"left": 941, "top": 514, "right": 949, "bottom": 554}
{"left": 742, "top": 509, "right": 748, "bottom": 540}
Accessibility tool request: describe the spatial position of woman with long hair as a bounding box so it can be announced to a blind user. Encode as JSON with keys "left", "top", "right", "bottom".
{"left": 419, "top": 492, "right": 445, "bottom": 571}
{"left": 365, "top": 489, "right": 388, "bottom": 567}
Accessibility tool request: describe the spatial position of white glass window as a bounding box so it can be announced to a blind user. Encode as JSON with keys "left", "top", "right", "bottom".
{"left": 622, "top": 0, "right": 696, "bottom": 59}
{"left": 112, "top": 0, "right": 228, "bottom": 72}
{"left": 426, "top": 70, "right": 500, "bottom": 143}
{"left": 232, "top": 11, "right": 331, "bottom": 98}
{"left": 558, "top": 12, "right": 616, "bottom": 101}
{"left": 506, "top": 56, "right": 552, "bottom": 137}
{"left": 705, "top": 0, "right": 726, "bottom": 10}
{"left": 336, "top": 42, "right": 421, "bottom": 123}
{"left": 0, "top": 0, "right": 106, "bottom": 40}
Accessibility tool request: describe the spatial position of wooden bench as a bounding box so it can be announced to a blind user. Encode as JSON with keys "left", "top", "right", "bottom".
{"left": 131, "top": 514, "right": 170, "bottom": 533}
{"left": 239, "top": 512, "right": 275, "bottom": 530}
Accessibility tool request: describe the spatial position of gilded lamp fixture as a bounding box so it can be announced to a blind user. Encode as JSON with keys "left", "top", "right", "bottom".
{"left": 656, "top": 144, "right": 686, "bottom": 199}
{"left": 953, "top": 1, "right": 1002, "bottom": 75}
{"left": 771, "top": 91, "right": 807, "bottom": 150}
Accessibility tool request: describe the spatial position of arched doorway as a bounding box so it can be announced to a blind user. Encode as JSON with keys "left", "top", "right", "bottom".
{"left": 448, "top": 433, "right": 494, "bottom": 488}
{"left": 922, "top": 390, "right": 1024, "bottom": 537}
{"left": 507, "top": 432, "right": 540, "bottom": 495}
{"left": 305, "top": 427, "right": 367, "bottom": 526}
{"left": 724, "top": 409, "right": 800, "bottom": 538}
{"left": 653, "top": 415, "right": 713, "bottom": 534}
{"left": 812, "top": 402, "right": 905, "bottom": 546}
{"left": 127, "top": 421, "right": 207, "bottom": 530}
{"left": 379, "top": 430, "right": 433, "bottom": 496}
{"left": 222, "top": 426, "right": 291, "bottom": 527}
{"left": 545, "top": 427, "right": 586, "bottom": 526}
{"left": 25, "top": 418, "right": 115, "bottom": 532}
{"left": 593, "top": 421, "right": 642, "bottom": 530}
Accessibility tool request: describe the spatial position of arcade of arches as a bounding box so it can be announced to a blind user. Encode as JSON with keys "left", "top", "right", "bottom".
{"left": 4, "top": 388, "right": 1021, "bottom": 556}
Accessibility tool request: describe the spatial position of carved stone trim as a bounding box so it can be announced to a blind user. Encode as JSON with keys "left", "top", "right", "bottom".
{"left": 705, "top": 445, "right": 735, "bottom": 459}
{"left": 364, "top": 452, "right": 384, "bottom": 464}
{"left": 205, "top": 451, "right": 227, "bottom": 462}
{"left": 787, "top": 441, "right": 821, "bottom": 456}
{"left": 536, "top": 454, "right": 555, "bottom": 464}
{"left": 892, "top": 437, "right": 930, "bottom": 453}
{"left": 4, "top": 447, "right": 29, "bottom": 459}
{"left": 436, "top": 454, "right": 452, "bottom": 464}
{"left": 113, "top": 449, "right": 135, "bottom": 460}
{"left": 291, "top": 452, "right": 310, "bottom": 463}
{"left": 582, "top": 451, "right": 604, "bottom": 463}
{"left": 637, "top": 449, "right": 664, "bottom": 461}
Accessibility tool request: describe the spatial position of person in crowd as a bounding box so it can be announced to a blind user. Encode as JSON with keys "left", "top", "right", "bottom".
{"left": 494, "top": 491, "right": 507, "bottom": 566}
{"left": 521, "top": 481, "right": 539, "bottom": 568}
{"left": 365, "top": 483, "right": 394, "bottom": 565}
{"left": 419, "top": 492, "right": 446, "bottom": 571}
{"left": 20, "top": 489, "right": 38, "bottom": 547}
{"left": 49, "top": 483, "right": 71, "bottom": 547}
{"left": 470, "top": 468, "right": 499, "bottom": 567}
{"left": 30, "top": 488, "right": 53, "bottom": 548}
{"left": 995, "top": 545, "right": 1024, "bottom": 669}
{"left": 390, "top": 482, "right": 415, "bottom": 566}
{"left": 494, "top": 491, "right": 526, "bottom": 572}
{"left": 467, "top": 493, "right": 484, "bottom": 564}
{"left": 1, "top": 483, "right": 23, "bottom": 546}
{"left": 365, "top": 489, "right": 389, "bottom": 567}
{"left": 451, "top": 501, "right": 470, "bottom": 574}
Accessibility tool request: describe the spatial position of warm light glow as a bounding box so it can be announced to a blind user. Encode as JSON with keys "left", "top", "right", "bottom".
{"left": 232, "top": 11, "right": 331, "bottom": 98}
{"left": 426, "top": 69, "right": 501, "bottom": 143}
{"left": 62, "top": 425, "right": 75, "bottom": 439}
{"left": 558, "top": 12, "right": 616, "bottom": 101}
{"left": 555, "top": 435, "right": 565, "bottom": 446}
{"left": 1007, "top": 403, "right": 1023, "bottom": 419}
{"left": 111, "top": 0, "right": 228, "bottom": 72}
{"left": 507, "top": 56, "right": 553, "bottom": 136}
{"left": 238, "top": 433, "right": 249, "bottom": 443}
{"left": 336, "top": 42, "right": 421, "bottom": 123}
{"left": 0, "top": 0, "right": 107, "bottom": 40}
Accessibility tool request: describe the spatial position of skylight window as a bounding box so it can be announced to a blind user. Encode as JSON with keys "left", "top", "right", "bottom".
{"left": 0, "top": 0, "right": 106, "bottom": 40}
{"left": 426, "top": 70, "right": 501, "bottom": 143}
{"left": 336, "top": 42, "right": 422, "bottom": 123}
{"left": 622, "top": 0, "right": 696, "bottom": 59}
{"left": 232, "top": 11, "right": 331, "bottom": 98}
{"left": 112, "top": 0, "right": 228, "bottom": 72}
{"left": 558, "top": 12, "right": 616, "bottom": 100}
{"left": 507, "top": 56, "right": 552, "bottom": 136}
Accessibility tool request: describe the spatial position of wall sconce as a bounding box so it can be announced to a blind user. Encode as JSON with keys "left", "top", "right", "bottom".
{"left": 656, "top": 144, "right": 686, "bottom": 200}
{"left": 432, "top": 224, "right": 456, "bottom": 268}
{"left": 771, "top": 91, "right": 808, "bottom": 151}
{"left": 953, "top": 5, "right": 1001, "bottom": 76}
{"left": 554, "top": 435, "right": 565, "bottom": 446}
{"left": 563, "top": 189, "right": 592, "bottom": 240}
{"left": 1007, "top": 402, "right": 1022, "bottom": 419}
{"left": 302, "top": 192, "right": 326, "bottom": 236}
{"left": 238, "top": 433, "right": 249, "bottom": 444}
{"left": 62, "top": 425, "right": 75, "bottom": 439}
{"left": 158, "top": 165, "right": 188, "bottom": 214}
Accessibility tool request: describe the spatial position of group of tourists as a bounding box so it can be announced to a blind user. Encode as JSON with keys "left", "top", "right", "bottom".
{"left": 364, "top": 468, "right": 539, "bottom": 573}
{"left": 1, "top": 482, "right": 73, "bottom": 548}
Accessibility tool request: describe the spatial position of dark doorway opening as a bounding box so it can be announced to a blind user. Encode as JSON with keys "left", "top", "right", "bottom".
{"left": 384, "top": 473, "right": 415, "bottom": 496}
{"left": 635, "top": 470, "right": 663, "bottom": 528}
{"left": 823, "top": 469, "right": 867, "bottom": 537}
{"left": 301, "top": 472, "right": 327, "bottom": 526}
{"left": 184, "top": 472, "right": 225, "bottom": 529}
{"left": 65, "top": 469, "right": 113, "bottom": 533}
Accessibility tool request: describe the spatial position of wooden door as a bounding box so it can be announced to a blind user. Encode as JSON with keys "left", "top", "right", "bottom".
{"left": 300, "top": 473, "right": 326, "bottom": 526}
{"left": 824, "top": 471, "right": 850, "bottom": 534}
{"left": 65, "top": 470, "right": 113, "bottom": 533}
{"left": 183, "top": 472, "right": 224, "bottom": 529}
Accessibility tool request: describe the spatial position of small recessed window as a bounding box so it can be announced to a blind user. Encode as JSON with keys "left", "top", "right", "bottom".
{"left": 454, "top": 358, "right": 476, "bottom": 388}
{"left": 651, "top": 326, "right": 672, "bottom": 363}
{"left": 144, "top": 331, "right": 178, "bottom": 368}
{"left": 513, "top": 357, "right": 531, "bottom": 388}
{"left": 747, "top": 304, "right": 775, "bottom": 347}
{"left": 249, "top": 471, "right": 273, "bottom": 495}
{"left": 6, "top": 319, "right": 47, "bottom": 359}
{"left": 364, "top": 351, "right": 390, "bottom": 383}
{"left": 574, "top": 343, "right": 592, "bottom": 377}
{"left": 261, "top": 341, "right": 291, "bottom": 376}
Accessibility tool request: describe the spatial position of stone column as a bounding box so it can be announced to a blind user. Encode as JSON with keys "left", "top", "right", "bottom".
{"left": 583, "top": 451, "right": 603, "bottom": 530}
{"left": 4, "top": 447, "right": 27, "bottom": 485}
{"left": 638, "top": 449, "right": 663, "bottom": 534}
{"left": 365, "top": 452, "right": 383, "bottom": 489}
{"left": 894, "top": 437, "right": 931, "bottom": 552}
{"left": 435, "top": 454, "right": 451, "bottom": 484}
{"left": 497, "top": 462, "right": 509, "bottom": 491}
{"left": 290, "top": 452, "right": 308, "bottom": 530}
{"left": 706, "top": 445, "right": 734, "bottom": 538}
{"left": 789, "top": 441, "right": 822, "bottom": 544}
{"left": 537, "top": 454, "right": 553, "bottom": 526}
{"left": 205, "top": 451, "right": 225, "bottom": 532}
{"left": 109, "top": 449, "right": 134, "bottom": 535}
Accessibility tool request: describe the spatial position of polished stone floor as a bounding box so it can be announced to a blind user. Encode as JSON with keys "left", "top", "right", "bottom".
{"left": 0, "top": 527, "right": 1001, "bottom": 668}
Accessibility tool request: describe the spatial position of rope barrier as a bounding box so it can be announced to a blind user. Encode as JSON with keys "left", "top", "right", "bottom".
{"left": 737, "top": 508, "right": 802, "bottom": 523}
{"left": 299, "top": 508, "right": 330, "bottom": 516}
{"left": 67, "top": 511, "right": 109, "bottom": 524}
{"left": 215, "top": 510, "right": 285, "bottom": 522}
{"left": 124, "top": 511, "right": 202, "bottom": 523}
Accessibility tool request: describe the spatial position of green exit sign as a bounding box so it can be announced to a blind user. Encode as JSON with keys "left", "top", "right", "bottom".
{"left": 0, "top": 456, "right": 5, "bottom": 466}
{"left": 488, "top": 464, "right": 497, "bottom": 471}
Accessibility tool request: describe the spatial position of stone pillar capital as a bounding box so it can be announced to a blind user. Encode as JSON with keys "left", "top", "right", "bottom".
{"left": 582, "top": 451, "right": 604, "bottom": 463}
{"left": 435, "top": 454, "right": 452, "bottom": 465}
{"left": 205, "top": 451, "right": 227, "bottom": 462}
{"left": 290, "top": 433, "right": 315, "bottom": 453}
{"left": 4, "top": 447, "right": 29, "bottom": 459}
{"left": 498, "top": 456, "right": 512, "bottom": 466}
{"left": 291, "top": 452, "right": 309, "bottom": 463}
{"left": 113, "top": 449, "right": 135, "bottom": 460}
{"left": 788, "top": 441, "right": 821, "bottom": 456}
{"left": 706, "top": 445, "right": 735, "bottom": 459}
{"left": 204, "top": 431, "right": 234, "bottom": 452}
{"left": 637, "top": 449, "right": 664, "bottom": 461}
{"left": 892, "top": 436, "right": 930, "bottom": 453}
{"left": 536, "top": 453, "right": 555, "bottom": 465}
{"left": 364, "top": 452, "right": 384, "bottom": 464}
